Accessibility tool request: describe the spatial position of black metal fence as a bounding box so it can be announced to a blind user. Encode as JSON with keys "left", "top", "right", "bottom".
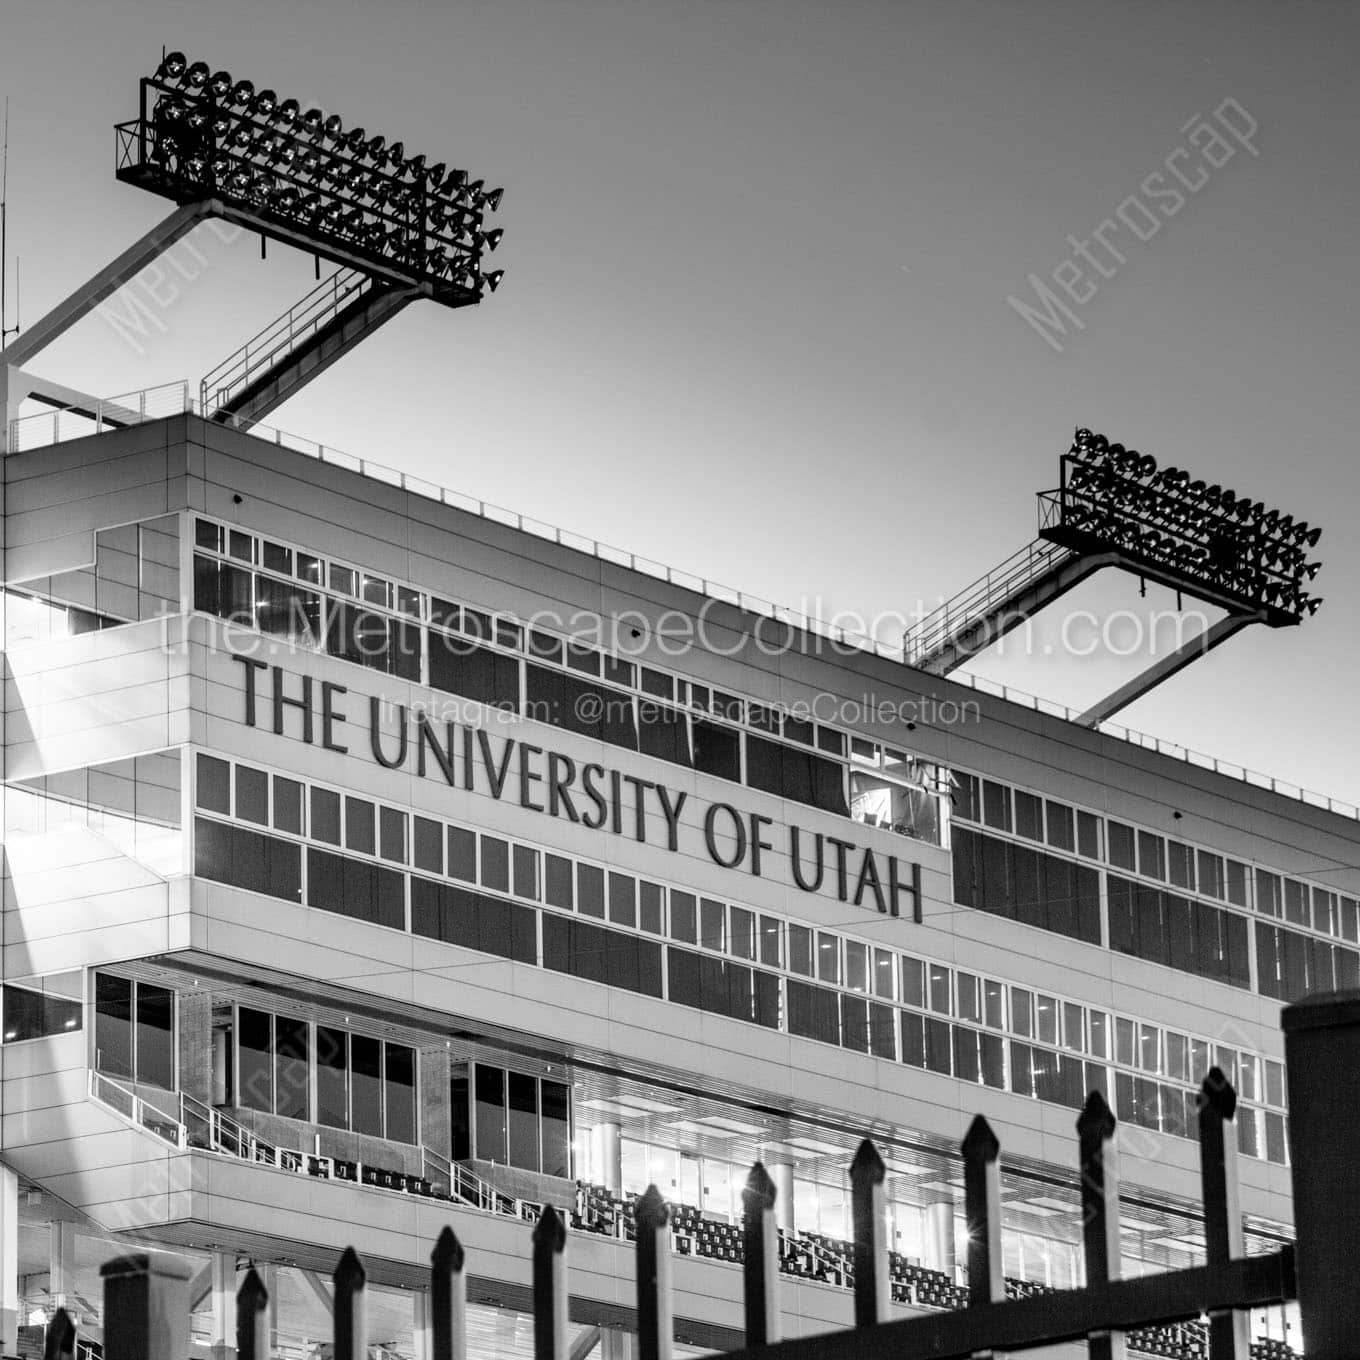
{"left": 45, "top": 990, "right": 1360, "bottom": 1360}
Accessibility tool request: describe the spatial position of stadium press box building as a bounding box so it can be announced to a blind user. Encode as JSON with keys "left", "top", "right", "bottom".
{"left": 0, "top": 403, "right": 1351, "bottom": 1360}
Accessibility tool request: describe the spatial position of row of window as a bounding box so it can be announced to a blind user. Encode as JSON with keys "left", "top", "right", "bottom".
{"left": 899, "top": 1016, "right": 1288, "bottom": 1163}
{"left": 194, "top": 753, "right": 1285, "bottom": 1109}
{"left": 896, "top": 956, "right": 1282, "bottom": 1107}
{"left": 193, "top": 810, "right": 1289, "bottom": 1164}
{"left": 452, "top": 1063, "right": 571, "bottom": 1176}
{"left": 234, "top": 1006, "right": 417, "bottom": 1142}
{"left": 954, "top": 771, "right": 1359, "bottom": 951}
{"left": 951, "top": 827, "right": 1103, "bottom": 946}
{"left": 193, "top": 515, "right": 947, "bottom": 842}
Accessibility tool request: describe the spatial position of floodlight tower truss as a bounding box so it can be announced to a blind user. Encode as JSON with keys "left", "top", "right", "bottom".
{"left": 902, "top": 428, "right": 1324, "bottom": 727}
{"left": 0, "top": 51, "right": 506, "bottom": 438}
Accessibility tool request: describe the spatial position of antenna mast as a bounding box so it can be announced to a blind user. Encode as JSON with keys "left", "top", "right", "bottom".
{"left": 1, "top": 97, "right": 16, "bottom": 346}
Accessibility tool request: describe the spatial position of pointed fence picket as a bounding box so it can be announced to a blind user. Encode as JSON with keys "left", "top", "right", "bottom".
{"left": 59, "top": 991, "right": 1360, "bottom": 1360}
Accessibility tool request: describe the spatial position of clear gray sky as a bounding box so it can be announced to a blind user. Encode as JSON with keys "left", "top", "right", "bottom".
{"left": 3, "top": 0, "right": 1357, "bottom": 804}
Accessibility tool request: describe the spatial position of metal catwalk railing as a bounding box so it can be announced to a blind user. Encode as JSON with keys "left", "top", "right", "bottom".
{"left": 199, "top": 269, "right": 371, "bottom": 417}
{"left": 901, "top": 537, "right": 1074, "bottom": 668}
{"left": 8, "top": 382, "right": 1356, "bottom": 822}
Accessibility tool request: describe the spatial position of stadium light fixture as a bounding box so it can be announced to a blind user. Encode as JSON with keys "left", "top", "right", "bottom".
{"left": 114, "top": 50, "right": 505, "bottom": 306}
{"left": 1040, "top": 428, "right": 1324, "bottom": 625}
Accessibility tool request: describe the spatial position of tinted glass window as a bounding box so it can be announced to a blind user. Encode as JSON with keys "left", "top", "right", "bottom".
{"left": 273, "top": 776, "right": 303, "bottom": 834}
{"left": 95, "top": 973, "right": 133, "bottom": 1078}
{"left": 196, "top": 754, "right": 231, "bottom": 814}
{"left": 385, "top": 1045, "right": 416, "bottom": 1144}
{"left": 275, "top": 1015, "right": 310, "bottom": 1120}
{"left": 316, "top": 1026, "right": 348, "bottom": 1128}
{"left": 135, "top": 983, "right": 174, "bottom": 1088}
{"left": 238, "top": 1007, "right": 272, "bottom": 1113}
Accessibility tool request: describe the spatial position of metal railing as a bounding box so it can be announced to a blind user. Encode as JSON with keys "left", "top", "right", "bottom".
{"left": 902, "top": 537, "right": 1074, "bottom": 667}
{"left": 199, "top": 269, "right": 372, "bottom": 417}
{"left": 8, "top": 382, "right": 1357, "bottom": 823}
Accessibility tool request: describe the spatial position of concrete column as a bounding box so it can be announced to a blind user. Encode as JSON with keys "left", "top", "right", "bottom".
{"left": 925, "top": 1198, "right": 956, "bottom": 1277}
{"left": 411, "top": 1288, "right": 428, "bottom": 1360}
{"left": 769, "top": 1162, "right": 795, "bottom": 1234}
{"left": 211, "top": 1029, "right": 230, "bottom": 1106}
{"left": 264, "top": 1264, "right": 279, "bottom": 1347}
{"left": 49, "top": 1221, "right": 77, "bottom": 1311}
{"left": 600, "top": 1326, "right": 632, "bottom": 1359}
{"left": 591, "top": 1123, "right": 622, "bottom": 1194}
{"left": 0, "top": 1166, "right": 18, "bottom": 1352}
{"left": 209, "top": 1250, "right": 233, "bottom": 1360}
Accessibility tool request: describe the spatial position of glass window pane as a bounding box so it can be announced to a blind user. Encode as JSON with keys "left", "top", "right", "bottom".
{"left": 310, "top": 788, "right": 340, "bottom": 845}
{"left": 541, "top": 1080, "right": 571, "bottom": 1178}
{"left": 873, "top": 949, "right": 896, "bottom": 1000}
{"left": 508, "top": 1071, "right": 539, "bottom": 1172}
{"left": 816, "top": 932, "right": 840, "bottom": 984}
{"left": 237, "top": 1007, "right": 272, "bottom": 1113}
{"left": 349, "top": 1034, "right": 382, "bottom": 1137}
{"left": 577, "top": 864, "right": 605, "bottom": 919}
{"left": 475, "top": 1064, "right": 507, "bottom": 1163}
{"left": 345, "top": 798, "right": 375, "bottom": 854}
{"left": 273, "top": 776, "right": 303, "bottom": 834}
{"left": 730, "top": 906, "right": 755, "bottom": 960}
{"left": 1035, "top": 994, "right": 1058, "bottom": 1046}
{"left": 414, "top": 817, "right": 443, "bottom": 873}
{"left": 845, "top": 940, "right": 868, "bottom": 992}
{"left": 379, "top": 807, "right": 407, "bottom": 862}
{"left": 195, "top": 518, "right": 223, "bottom": 551}
{"left": 957, "top": 972, "right": 981, "bottom": 1023}
{"left": 514, "top": 846, "right": 540, "bottom": 900}
{"left": 759, "top": 916, "right": 782, "bottom": 967}
{"left": 787, "top": 923, "right": 812, "bottom": 976}
{"left": 316, "top": 1025, "right": 349, "bottom": 1128}
{"left": 983, "top": 979, "right": 1005, "bottom": 1029}
{"left": 449, "top": 827, "right": 477, "bottom": 881}
{"left": 901, "top": 956, "right": 924, "bottom": 1008}
{"left": 1077, "top": 811, "right": 1102, "bottom": 859}
{"left": 385, "top": 1045, "right": 416, "bottom": 1144}
{"left": 1011, "top": 987, "right": 1033, "bottom": 1037}
{"left": 275, "top": 1015, "right": 310, "bottom": 1120}
{"left": 701, "top": 900, "right": 726, "bottom": 952}
{"left": 982, "top": 781, "right": 1011, "bottom": 831}
{"left": 670, "top": 891, "right": 697, "bottom": 943}
{"left": 545, "top": 855, "right": 573, "bottom": 909}
{"left": 197, "top": 754, "right": 231, "bottom": 814}
{"left": 1046, "top": 801, "right": 1075, "bottom": 851}
{"left": 134, "top": 983, "right": 174, "bottom": 1088}
{"left": 481, "top": 836, "right": 510, "bottom": 892}
{"left": 1014, "top": 791, "right": 1042, "bottom": 841}
{"left": 929, "top": 964, "right": 951, "bottom": 1015}
{"left": 609, "top": 873, "right": 637, "bottom": 928}
{"left": 639, "top": 882, "right": 665, "bottom": 934}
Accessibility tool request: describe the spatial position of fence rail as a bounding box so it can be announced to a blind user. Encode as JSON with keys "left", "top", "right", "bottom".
{"left": 6, "top": 381, "right": 1357, "bottom": 822}
{"left": 57, "top": 993, "right": 1360, "bottom": 1360}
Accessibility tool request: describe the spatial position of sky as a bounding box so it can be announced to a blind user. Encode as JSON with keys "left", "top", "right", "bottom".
{"left": 1, "top": 0, "right": 1357, "bottom": 806}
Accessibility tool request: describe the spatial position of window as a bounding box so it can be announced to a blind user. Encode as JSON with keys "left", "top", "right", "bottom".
{"left": 472, "top": 1063, "right": 570, "bottom": 1175}
{"left": 982, "top": 781, "right": 1011, "bottom": 832}
{"left": 1046, "top": 800, "right": 1075, "bottom": 851}
{"left": 94, "top": 974, "right": 174, "bottom": 1088}
{"left": 1108, "top": 822, "right": 1136, "bottom": 871}
{"left": 1014, "top": 791, "right": 1043, "bottom": 841}
{"left": 197, "top": 754, "right": 231, "bottom": 814}
{"left": 2, "top": 978, "right": 82, "bottom": 1042}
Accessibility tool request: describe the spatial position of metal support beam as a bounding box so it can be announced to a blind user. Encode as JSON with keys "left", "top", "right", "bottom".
{"left": 919, "top": 552, "right": 1119, "bottom": 676}
{"left": 568, "top": 1325, "right": 602, "bottom": 1360}
{"left": 0, "top": 202, "right": 211, "bottom": 371}
{"left": 1076, "top": 613, "right": 1260, "bottom": 727}
{"left": 301, "top": 1269, "right": 334, "bottom": 1315}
